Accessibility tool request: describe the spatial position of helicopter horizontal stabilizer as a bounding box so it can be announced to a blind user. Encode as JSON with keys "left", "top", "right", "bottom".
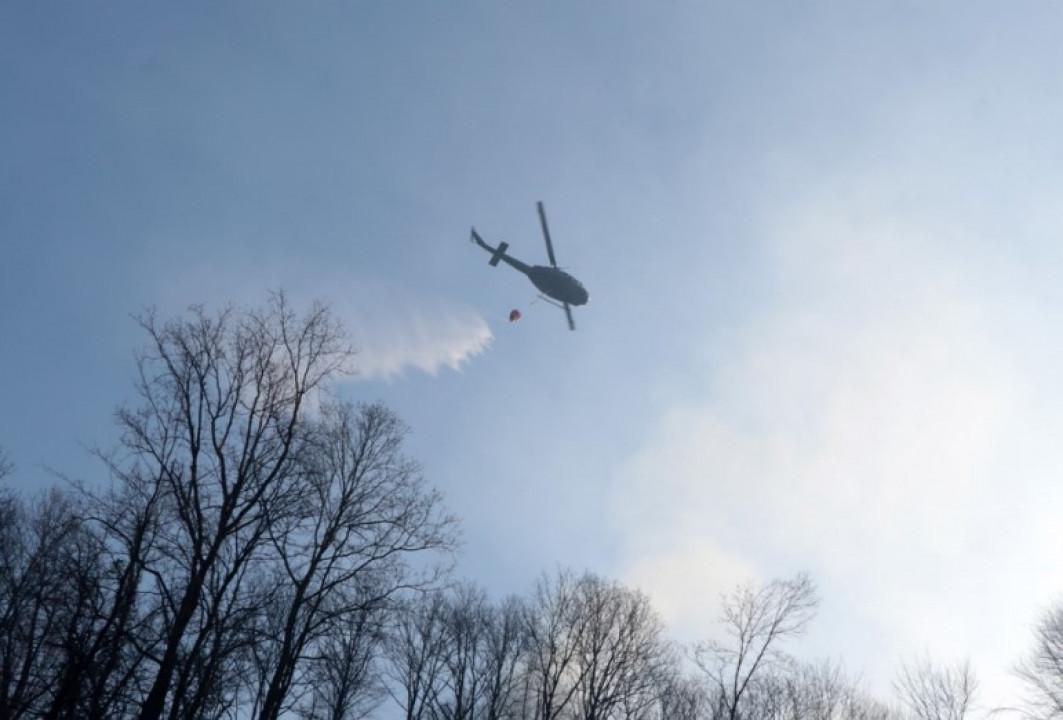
{"left": 488, "top": 241, "right": 509, "bottom": 267}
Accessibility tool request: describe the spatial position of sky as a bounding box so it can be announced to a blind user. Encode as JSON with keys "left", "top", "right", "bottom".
{"left": 4, "top": 1, "right": 1063, "bottom": 712}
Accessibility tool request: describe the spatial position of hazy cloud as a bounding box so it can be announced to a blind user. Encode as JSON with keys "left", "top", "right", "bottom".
{"left": 610, "top": 172, "right": 1063, "bottom": 707}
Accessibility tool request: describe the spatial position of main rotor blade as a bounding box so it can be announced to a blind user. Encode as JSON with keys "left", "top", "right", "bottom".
{"left": 564, "top": 302, "right": 575, "bottom": 331}
{"left": 537, "top": 201, "right": 558, "bottom": 267}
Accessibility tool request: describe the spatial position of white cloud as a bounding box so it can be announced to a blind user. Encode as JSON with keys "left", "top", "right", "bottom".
{"left": 609, "top": 180, "right": 1063, "bottom": 710}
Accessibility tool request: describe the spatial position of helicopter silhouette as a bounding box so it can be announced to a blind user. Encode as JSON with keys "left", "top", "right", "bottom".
{"left": 470, "top": 202, "right": 589, "bottom": 331}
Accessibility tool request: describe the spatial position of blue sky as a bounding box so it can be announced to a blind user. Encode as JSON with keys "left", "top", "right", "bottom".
{"left": 5, "top": 1, "right": 1063, "bottom": 711}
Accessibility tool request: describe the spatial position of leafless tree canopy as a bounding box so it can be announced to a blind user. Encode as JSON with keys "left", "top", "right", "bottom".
{"left": 1018, "top": 604, "right": 1063, "bottom": 720}
{"left": 695, "top": 573, "right": 819, "bottom": 720}
{"left": 894, "top": 657, "right": 977, "bottom": 720}
{"left": 384, "top": 591, "right": 451, "bottom": 720}
{"left": 380, "top": 570, "right": 679, "bottom": 720}
{"left": 0, "top": 299, "right": 455, "bottom": 720}
{"left": 735, "top": 659, "right": 892, "bottom": 720}
{"left": 3, "top": 298, "right": 1055, "bottom": 720}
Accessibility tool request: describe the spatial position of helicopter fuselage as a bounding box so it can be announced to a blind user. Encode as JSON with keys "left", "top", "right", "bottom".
{"left": 492, "top": 253, "right": 588, "bottom": 306}
{"left": 526, "top": 265, "right": 589, "bottom": 306}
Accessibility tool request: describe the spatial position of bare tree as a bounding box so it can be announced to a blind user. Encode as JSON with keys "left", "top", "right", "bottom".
{"left": 431, "top": 584, "right": 490, "bottom": 720}
{"left": 732, "top": 669, "right": 789, "bottom": 720}
{"left": 480, "top": 595, "right": 528, "bottom": 720}
{"left": 655, "top": 672, "right": 710, "bottom": 720}
{"left": 791, "top": 660, "right": 861, "bottom": 720}
{"left": 721, "top": 658, "right": 895, "bottom": 720}
{"left": 166, "top": 558, "right": 264, "bottom": 720}
{"left": 570, "top": 574, "right": 670, "bottom": 720}
{"left": 894, "top": 657, "right": 977, "bottom": 720}
{"left": 384, "top": 592, "right": 451, "bottom": 720}
{"left": 1017, "top": 604, "right": 1063, "bottom": 720}
{"left": 522, "top": 570, "right": 588, "bottom": 720}
{"left": 254, "top": 401, "right": 455, "bottom": 720}
{"left": 0, "top": 489, "right": 101, "bottom": 719}
{"left": 0, "top": 469, "right": 162, "bottom": 720}
{"left": 65, "top": 473, "right": 167, "bottom": 720}
{"left": 695, "top": 573, "right": 818, "bottom": 720}
{"left": 116, "top": 296, "right": 350, "bottom": 720}
{"left": 299, "top": 600, "right": 387, "bottom": 720}
{"left": 794, "top": 660, "right": 894, "bottom": 720}
{"left": 1, "top": 298, "right": 463, "bottom": 720}
{"left": 40, "top": 514, "right": 120, "bottom": 720}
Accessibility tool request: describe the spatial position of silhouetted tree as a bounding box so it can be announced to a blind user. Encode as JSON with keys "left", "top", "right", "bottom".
{"left": 0, "top": 470, "right": 162, "bottom": 720}
{"left": 298, "top": 600, "right": 387, "bottom": 720}
{"left": 522, "top": 570, "right": 588, "bottom": 720}
{"left": 570, "top": 574, "right": 670, "bottom": 720}
{"left": 695, "top": 573, "right": 818, "bottom": 720}
{"left": 116, "top": 296, "right": 350, "bottom": 720}
{"left": 0, "top": 489, "right": 100, "bottom": 719}
{"left": 654, "top": 672, "right": 710, "bottom": 720}
{"left": 711, "top": 657, "right": 894, "bottom": 720}
{"left": 66, "top": 473, "right": 166, "bottom": 720}
{"left": 384, "top": 592, "right": 450, "bottom": 720}
{"left": 432, "top": 584, "right": 491, "bottom": 720}
{"left": 480, "top": 595, "right": 528, "bottom": 720}
{"left": 0, "top": 293, "right": 1025, "bottom": 720}
{"left": 1017, "top": 604, "right": 1063, "bottom": 720}
{"left": 894, "top": 657, "right": 977, "bottom": 720}
{"left": 254, "top": 401, "right": 454, "bottom": 720}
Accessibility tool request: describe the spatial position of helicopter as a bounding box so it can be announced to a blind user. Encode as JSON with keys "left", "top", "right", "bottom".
{"left": 470, "top": 202, "right": 589, "bottom": 331}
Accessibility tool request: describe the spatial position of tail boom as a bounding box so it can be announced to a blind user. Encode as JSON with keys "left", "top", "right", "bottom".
{"left": 470, "top": 227, "right": 531, "bottom": 274}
